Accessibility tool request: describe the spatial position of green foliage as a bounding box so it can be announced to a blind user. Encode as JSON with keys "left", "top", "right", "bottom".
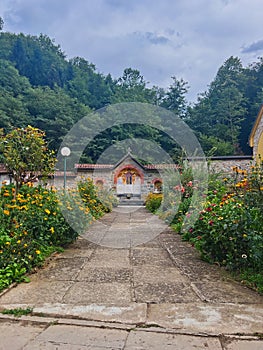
{"left": 145, "top": 161, "right": 263, "bottom": 294}
{"left": 160, "top": 76, "right": 189, "bottom": 118}
{"left": 78, "top": 178, "right": 117, "bottom": 217}
{"left": 174, "top": 163, "right": 263, "bottom": 293}
{"left": 145, "top": 193, "right": 163, "bottom": 213}
{"left": 0, "top": 126, "right": 56, "bottom": 192}
{"left": 0, "top": 177, "right": 114, "bottom": 292}
{"left": 1, "top": 307, "right": 33, "bottom": 317}
{"left": 1, "top": 31, "right": 263, "bottom": 157}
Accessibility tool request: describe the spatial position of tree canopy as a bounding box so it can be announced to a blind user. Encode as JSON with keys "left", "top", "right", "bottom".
{"left": 0, "top": 126, "right": 56, "bottom": 192}
{"left": 0, "top": 30, "right": 262, "bottom": 159}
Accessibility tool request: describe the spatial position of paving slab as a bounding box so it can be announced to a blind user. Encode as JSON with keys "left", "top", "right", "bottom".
{"left": 134, "top": 282, "right": 199, "bottom": 303}
{"left": 191, "top": 281, "right": 263, "bottom": 304}
{"left": 23, "top": 324, "right": 128, "bottom": 350}
{"left": 0, "top": 281, "right": 74, "bottom": 305}
{"left": 147, "top": 302, "right": 263, "bottom": 334}
{"left": 131, "top": 248, "right": 174, "bottom": 267}
{"left": 63, "top": 282, "right": 132, "bottom": 304}
{"left": 125, "top": 330, "right": 222, "bottom": 350}
{"left": 77, "top": 266, "right": 132, "bottom": 282}
{"left": 56, "top": 248, "right": 95, "bottom": 259}
{"left": 224, "top": 339, "right": 263, "bottom": 350}
{"left": 86, "top": 248, "right": 130, "bottom": 268}
{"left": 30, "top": 257, "right": 86, "bottom": 281}
{"left": 33, "top": 302, "right": 147, "bottom": 324}
{"left": 132, "top": 265, "right": 185, "bottom": 283}
{"left": 0, "top": 321, "right": 45, "bottom": 350}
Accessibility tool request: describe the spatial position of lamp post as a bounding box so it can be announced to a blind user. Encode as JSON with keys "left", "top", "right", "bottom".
{"left": 61, "top": 147, "right": 71, "bottom": 189}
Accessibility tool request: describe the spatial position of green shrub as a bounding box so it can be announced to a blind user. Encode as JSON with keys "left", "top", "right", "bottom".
{"left": 182, "top": 163, "right": 263, "bottom": 280}
{"left": 145, "top": 193, "right": 163, "bottom": 213}
{"left": 0, "top": 179, "right": 113, "bottom": 292}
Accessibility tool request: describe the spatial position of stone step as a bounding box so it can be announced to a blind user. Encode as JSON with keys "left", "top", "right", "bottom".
{"left": 118, "top": 199, "right": 145, "bottom": 206}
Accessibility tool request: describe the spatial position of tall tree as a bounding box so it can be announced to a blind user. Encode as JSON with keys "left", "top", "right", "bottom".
{"left": 111, "top": 68, "right": 155, "bottom": 103}
{"left": 161, "top": 77, "right": 189, "bottom": 118}
{"left": 188, "top": 57, "right": 247, "bottom": 154}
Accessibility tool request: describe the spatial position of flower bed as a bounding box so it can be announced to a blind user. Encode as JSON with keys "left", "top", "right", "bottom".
{"left": 0, "top": 179, "right": 115, "bottom": 291}
{"left": 145, "top": 162, "right": 263, "bottom": 294}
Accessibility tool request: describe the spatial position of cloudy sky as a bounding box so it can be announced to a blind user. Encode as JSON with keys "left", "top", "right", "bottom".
{"left": 0, "top": 0, "right": 263, "bottom": 101}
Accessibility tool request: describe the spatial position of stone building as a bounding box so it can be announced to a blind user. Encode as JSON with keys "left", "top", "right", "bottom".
{"left": 249, "top": 103, "right": 263, "bottom": 160}
{"left": 75, "top": 150, "right": 166, "bottom": 201}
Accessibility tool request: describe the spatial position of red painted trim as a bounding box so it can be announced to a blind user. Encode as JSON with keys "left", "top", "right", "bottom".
{"left": 95, "top": 178, "right": 105, "bottom": 185}
{"left": 114, "top": 164, "right": 144, "bottom": 184}
{"left": 152, "top": 178, "right": 162, "bottom": 184}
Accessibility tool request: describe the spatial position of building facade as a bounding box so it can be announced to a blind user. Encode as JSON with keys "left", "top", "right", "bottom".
{"left": 75, "top": 151, "right": 165, "bottom": 201}
{"left": 249, "top": 104, "right": 263, "bottom": 160}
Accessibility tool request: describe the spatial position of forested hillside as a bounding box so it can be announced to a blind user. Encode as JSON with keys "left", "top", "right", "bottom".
{"left": 1, "top": 28, "right": 263, "bottom": 160}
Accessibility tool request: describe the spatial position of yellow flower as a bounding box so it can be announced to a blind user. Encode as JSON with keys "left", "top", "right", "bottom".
{"left": 17, "top": 240, "right": 21, "bottom": 244}
{"left": 5, "top": 241, "right": 10, "bottom": 245}
{"left": 44, "top": 208, "right": 51, "bottom": 215}
{"left": 50, "top": 227, "right": 55, "bottom": 234}
{"left": 35, "top": 250, "right": 41, "bottom": 255}
{"left": 3, "top": 209, "right": 10, "bottom": 216}
{"left": 24, "top": 243, "right": 28, "bottom": 248}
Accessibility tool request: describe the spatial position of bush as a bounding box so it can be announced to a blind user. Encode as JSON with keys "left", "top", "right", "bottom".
{"left": 180, "top": 162, "right": 263, "bottom": 293}
{"left": 78, "top": 178, "right": 118, "bottom": 217}
{"left": 145, "top": 193, "right": 163, "bottom": 213}
{"left": 0, "top": 179, "right": 114, "bottom": 291}
{"left": 145, "top": 160, "right": 263, "bottom": 294}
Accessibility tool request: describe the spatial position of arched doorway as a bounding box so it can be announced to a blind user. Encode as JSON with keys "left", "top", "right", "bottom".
{"left": 115, "top": 166, "right": 143, "bottom": 197}
{"left": 153, "top": 178, "right": 162, "bottom": 193}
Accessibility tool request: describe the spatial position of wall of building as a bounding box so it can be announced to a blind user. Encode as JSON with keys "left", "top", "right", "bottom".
{"left": 0, "top": 156, "right": 254, "bottom": 195}
{"left": 253, "top": 115, "right": 263, "bottom": 159}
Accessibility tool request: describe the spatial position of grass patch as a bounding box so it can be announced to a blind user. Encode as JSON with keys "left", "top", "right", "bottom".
{"left": 234, "top": 269, "right": 263, "bottom": 295}
{"left": 1, "top": 307, "right": 33, "bottom": 317}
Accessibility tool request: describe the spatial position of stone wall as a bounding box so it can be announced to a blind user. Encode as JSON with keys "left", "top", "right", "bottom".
{"left": 208, "top": 157, "right": 253, "bottom": 174}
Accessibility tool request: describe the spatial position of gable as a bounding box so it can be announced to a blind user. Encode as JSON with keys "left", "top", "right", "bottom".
{"left": 113, "top": 153, "right": 145, "bottom": 171}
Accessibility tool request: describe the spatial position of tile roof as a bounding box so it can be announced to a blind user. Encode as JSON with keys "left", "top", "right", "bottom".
{"left": 0, "top": 164, "right": 8, "bottom": 174}
{"left": 75, "top": 164, "right": 113, "bottom": 169}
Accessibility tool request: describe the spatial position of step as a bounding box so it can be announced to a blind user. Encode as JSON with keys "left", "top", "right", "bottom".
{"left": 118, "top": 199, "right": 145, "bottom": 206}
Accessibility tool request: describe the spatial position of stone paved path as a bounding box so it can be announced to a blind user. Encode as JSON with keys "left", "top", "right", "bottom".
{"left": 0, "top": 207, "right": 263, "bottom": 349}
